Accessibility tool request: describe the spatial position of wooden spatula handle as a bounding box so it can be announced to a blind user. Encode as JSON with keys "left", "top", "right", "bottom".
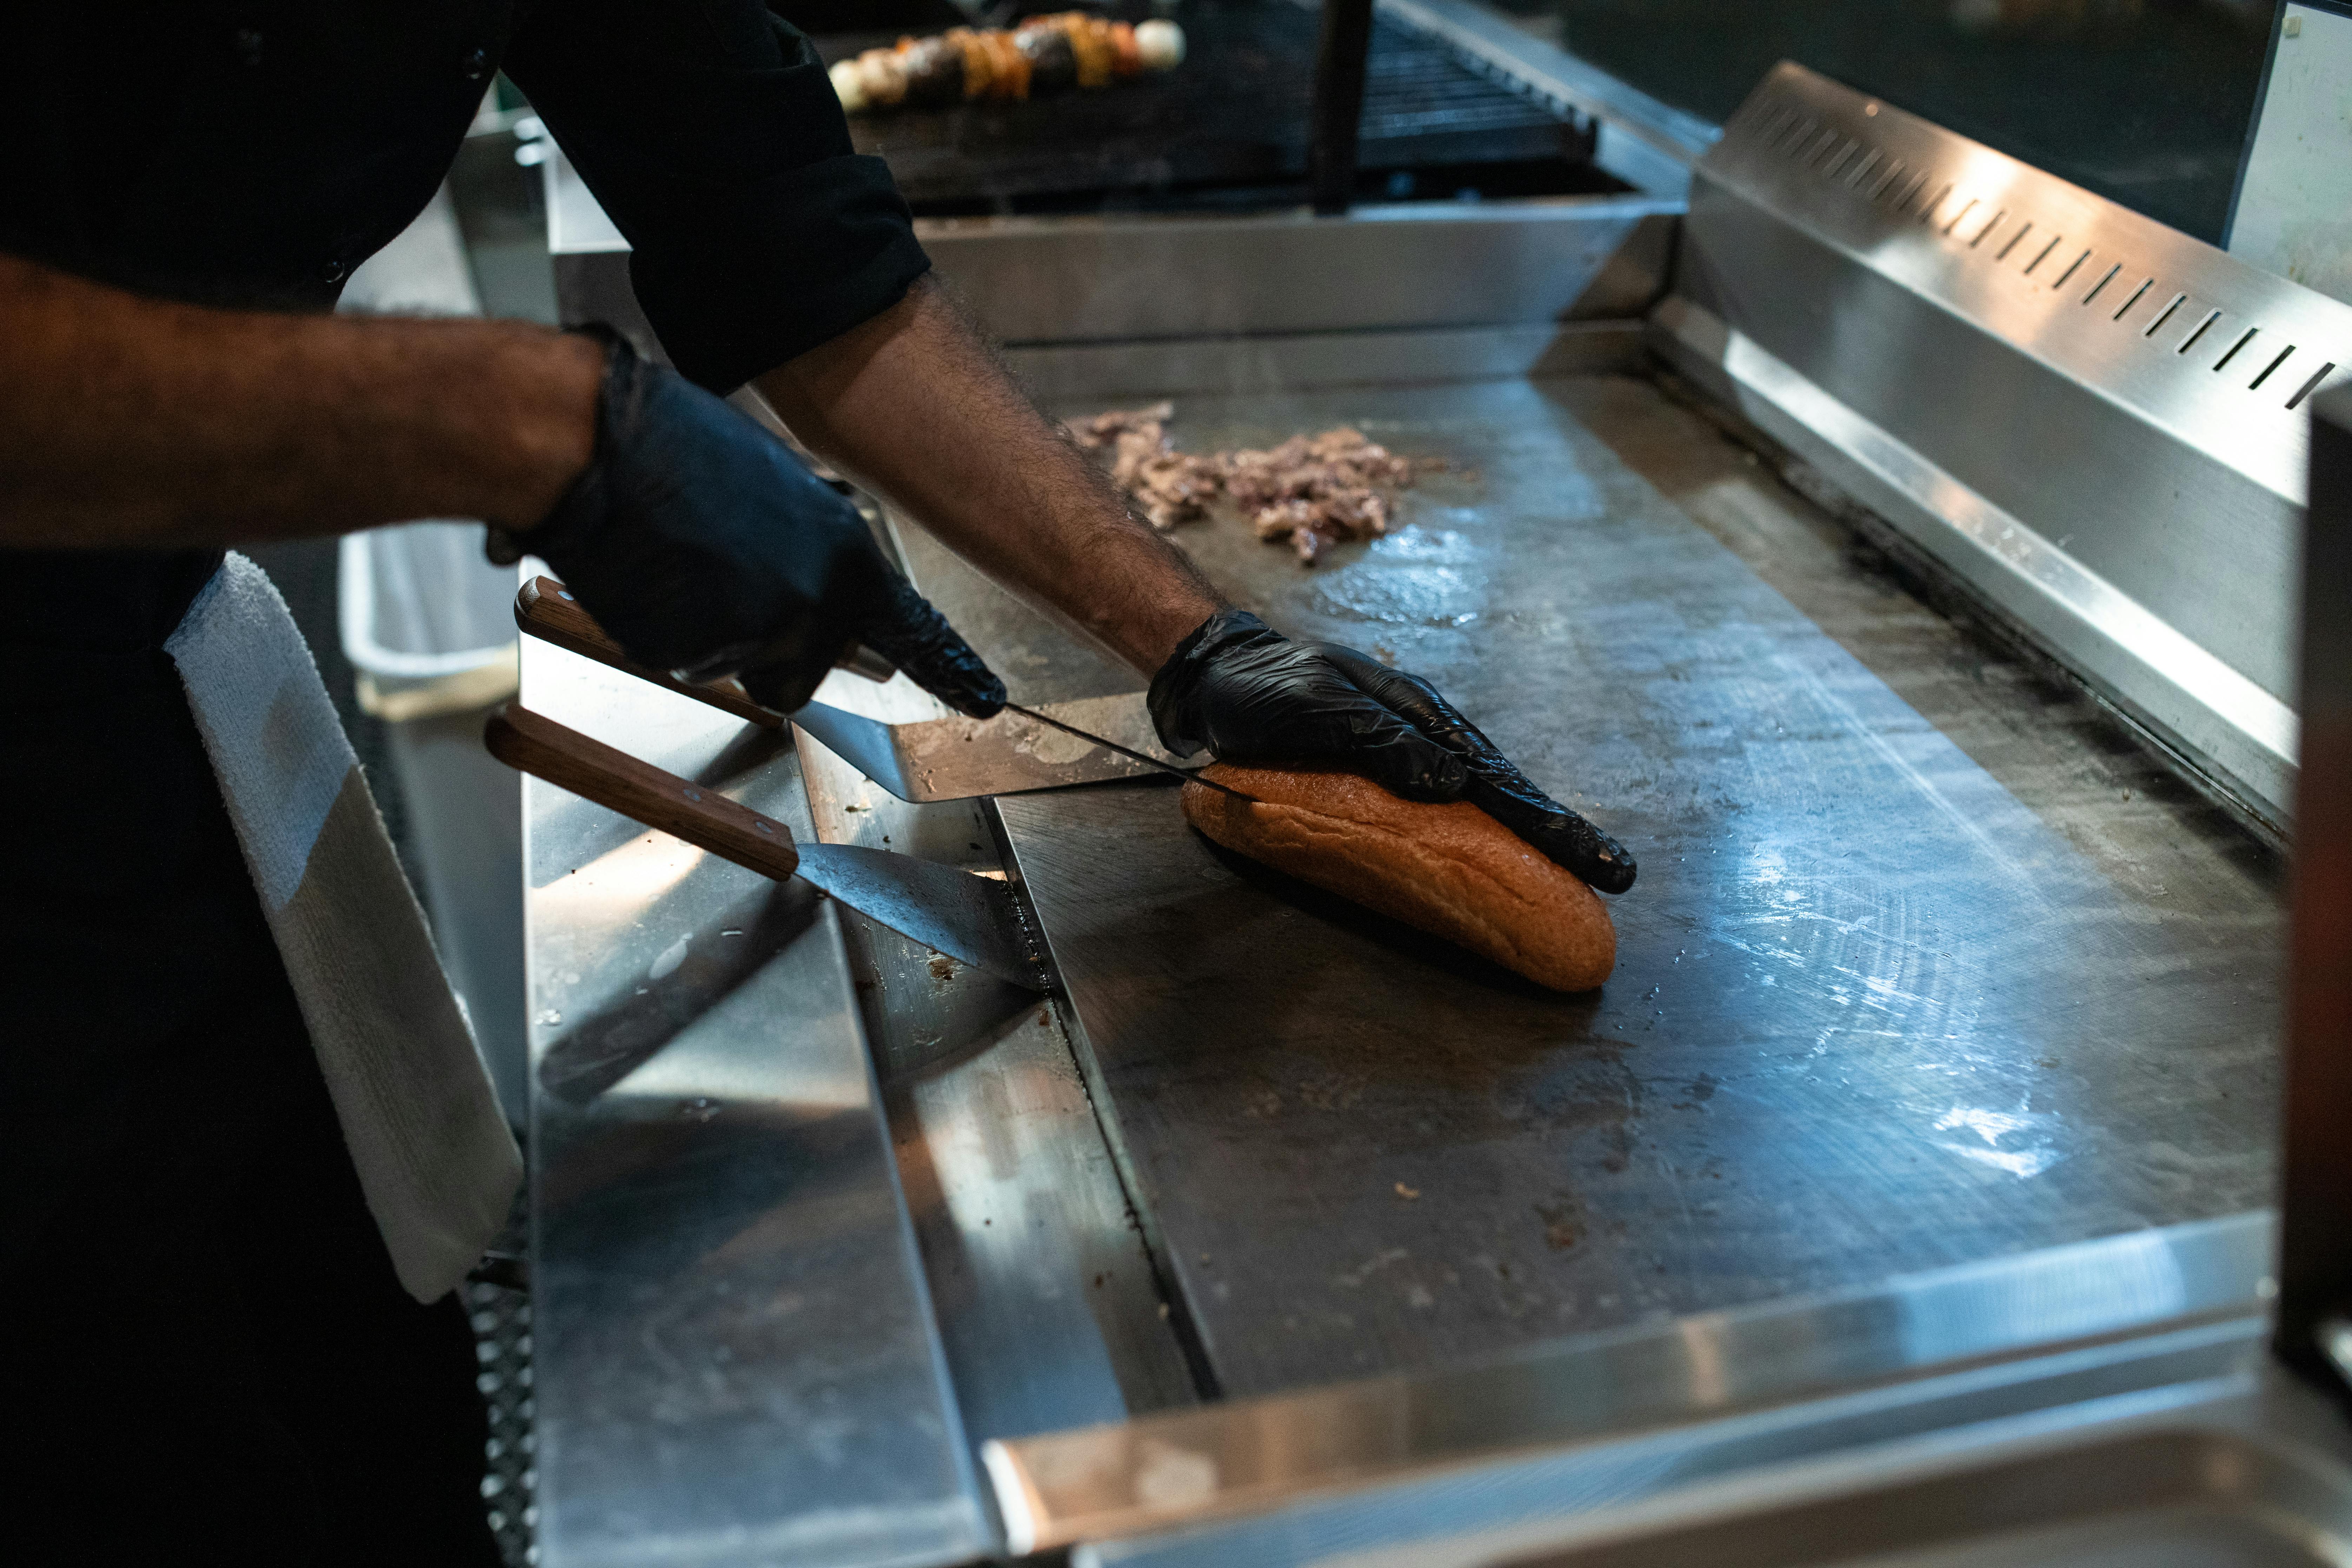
{"left": 484, "top": 704, "right": 801, "bottom": 882}
{"left": 514, "top": 576, "right": 784, "bottom": 730}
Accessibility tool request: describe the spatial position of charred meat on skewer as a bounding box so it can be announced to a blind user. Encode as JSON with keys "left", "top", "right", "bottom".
{"left": 830, "top": 14, "right": 1184, "bottom": 114}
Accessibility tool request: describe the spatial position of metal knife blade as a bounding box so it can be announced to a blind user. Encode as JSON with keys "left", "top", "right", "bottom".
{"left": 1000, "top": 702, "right": 1254, "bottom": 801}
{"left": 794, "top": 693, "right": 1159, "bottom": 801}
{"left": 792, "top": 843, "right": 1047, "bottom": 991}
{"left": 483, "top": 705, "right": 1048, "bottom": 992}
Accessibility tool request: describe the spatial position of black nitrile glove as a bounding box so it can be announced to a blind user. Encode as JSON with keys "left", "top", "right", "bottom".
{"left": 499, "top": 325, "right": 1004, "bottom": 719}
{"left": 1149, "top": 610, "right": 1635, "bottom": 893}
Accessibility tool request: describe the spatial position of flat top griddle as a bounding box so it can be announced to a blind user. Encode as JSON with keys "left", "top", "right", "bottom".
{"left": 820, "top": 0, "right": 1597, "bottom": 211}
{"left": 892, "top": 373, "right": 2281, "bottom": 1398}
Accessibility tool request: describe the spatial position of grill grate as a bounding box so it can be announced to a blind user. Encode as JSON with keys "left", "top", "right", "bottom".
{"left": 823, "top": 0, "right": 1596, "bottom": 211}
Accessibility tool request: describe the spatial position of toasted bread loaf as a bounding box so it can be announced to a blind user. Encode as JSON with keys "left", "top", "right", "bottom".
{"left": 1180, "top": 763, "right": 1615, "bottom": 992}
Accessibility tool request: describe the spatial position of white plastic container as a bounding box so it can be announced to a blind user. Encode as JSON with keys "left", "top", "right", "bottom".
{"left": 337, "top": 521, "right": 518, "bottom": 721}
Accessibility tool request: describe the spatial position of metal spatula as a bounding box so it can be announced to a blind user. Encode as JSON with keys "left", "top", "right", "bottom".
{"left": 484, "top": 705, "right": 1048, "bottom": 991}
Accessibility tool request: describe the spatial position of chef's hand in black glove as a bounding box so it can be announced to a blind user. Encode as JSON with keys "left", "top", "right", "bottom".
{"left": 1148, "top": 609, "right": 1634, "bottom": 893}
{"left": 493, "top": 324, "right": 1004, "bottom": 719}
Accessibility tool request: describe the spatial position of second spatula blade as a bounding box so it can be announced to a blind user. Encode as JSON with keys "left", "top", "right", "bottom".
{"left": 793, "top": 843, "right": 1047, "bottom": 992}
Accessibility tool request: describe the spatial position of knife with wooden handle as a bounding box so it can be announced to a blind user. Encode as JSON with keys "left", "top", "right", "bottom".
{"left": 514, "top": 575, "right": 894, "bottom": 729}
{"left": 486, "top": 701, "right": 799, "bottom": 875}
{"left": 485, "top": 704, "right": 1046, "bottom": 990}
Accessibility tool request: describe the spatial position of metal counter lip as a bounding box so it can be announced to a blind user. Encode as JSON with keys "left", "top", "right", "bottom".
{"left": 1071, "top": 1353, "right": 2352, "bottom": 1568}
{"left": 909, "top": 193, "right": 1678, "bottom": 238}
{"left": 981, "top": 1211, "right": 2274, "bottom": 1553}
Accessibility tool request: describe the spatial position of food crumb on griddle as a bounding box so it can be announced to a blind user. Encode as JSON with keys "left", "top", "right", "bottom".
{"left": 1394, "top": 1181, "right": 1421, "bottom": 1200}
{"left": 1068, "top": 402, "right": 1440, "bottom": 565}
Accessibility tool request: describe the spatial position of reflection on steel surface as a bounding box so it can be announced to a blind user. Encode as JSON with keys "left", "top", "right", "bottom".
{"left": 791, "top": 842, "right": 1050, "bottom": 992}
{"left": 792, "top": 691, "right": 1186, "bottom": 803}
{"left": 519, "top": 643, "right": 991, "bottom": 1568}
{"left": 2325, "top": 1318, "right": 2352, "bottom": 1389}
{"left": 1653, "top": 296, "right": 2301, "bottom": 823}
{"left": 1659, "top": 62, "right": 2352, "bottom": 828}
{"left": 982, "top": 1213, "right": 2269, "bottom": 1551}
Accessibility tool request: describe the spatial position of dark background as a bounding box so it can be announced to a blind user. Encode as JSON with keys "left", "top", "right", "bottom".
{"left": 1491, "top": 0, "right": 2272, "bottom": 242}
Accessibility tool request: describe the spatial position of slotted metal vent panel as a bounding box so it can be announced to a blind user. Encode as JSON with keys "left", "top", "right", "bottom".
{"left": 1662, "top": 62, "right": 2352, "bottom": 823}
{"left": 1709, "top": 65, "right": 2352, "bottom": 503}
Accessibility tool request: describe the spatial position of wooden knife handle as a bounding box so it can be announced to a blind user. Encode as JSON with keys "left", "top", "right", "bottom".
{"left": 514, "top": 576, "right": 783, "bottom": 730}
{"left": 484, "top": 704, "right": 801, "bottom": 882}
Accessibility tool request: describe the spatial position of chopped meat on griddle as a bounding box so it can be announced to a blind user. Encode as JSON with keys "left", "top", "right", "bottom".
{"left": 1124, "top": 447, "right": 1223, "bottom": 532}
{"left": 1067, "top": 402, "right": 1224, "bottom": 530}
{"left": 1068, "top": 402, "right": 1173, "bottom": 449}
{"left": 1071, "top": 404, "right": 1435, "bottom": 564}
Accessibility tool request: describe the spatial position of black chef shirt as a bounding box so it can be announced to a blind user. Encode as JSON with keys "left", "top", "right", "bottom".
{"left": 0, "top": 0, "right": 931, "bottom": 646}
{"left": 6, "top": 5, "right": 937, "bottom": 1256}
{"left": 4, "top": 1, "right": 926, "bottom": 389}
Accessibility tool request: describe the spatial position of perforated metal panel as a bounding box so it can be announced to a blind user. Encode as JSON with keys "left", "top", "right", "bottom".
{"left": 1725, "top": 69, "right": 2352, "bottom": 448}
{"left": 470, "top": 1279, "right": 537, "bottom": 1567}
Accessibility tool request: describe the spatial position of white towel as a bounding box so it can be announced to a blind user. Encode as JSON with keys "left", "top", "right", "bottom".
{"left": 167, "top": 552, "right": 522, "bottom": 1302}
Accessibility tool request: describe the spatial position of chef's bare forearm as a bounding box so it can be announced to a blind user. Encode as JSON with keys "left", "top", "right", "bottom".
{"left": 755, "top": 275, "right": 1222, "bottom": 676}
{"left": 0, "top": 253, "right": 600, "bottom": 549}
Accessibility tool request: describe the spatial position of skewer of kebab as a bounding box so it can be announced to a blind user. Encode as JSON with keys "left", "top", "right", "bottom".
{"left": 830, "top": 13, "right": 1185, "bottom": 113}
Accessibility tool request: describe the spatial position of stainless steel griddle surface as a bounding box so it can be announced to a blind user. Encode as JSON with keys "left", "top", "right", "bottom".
{"left": 895, "top": 374, "right": 2282, "bottom": 1398}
